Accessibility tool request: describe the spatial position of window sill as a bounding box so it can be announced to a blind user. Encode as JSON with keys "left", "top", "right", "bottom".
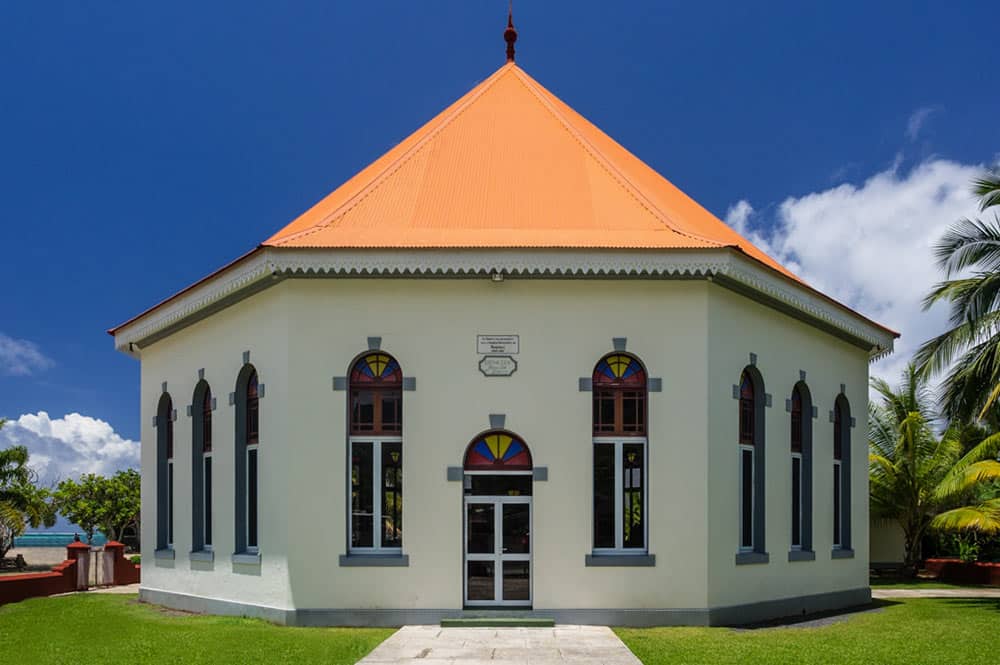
{"left": 339, "top": 553, "right": 409, "bottom": 567}
{"left": 189, "top": 549, "right": 214, "bottom": 563}
{"left": 788, "top": 549, "right": 816, "bottom": 562}
{"left": 735, "top": 551, "right": 770, "bottom": 565}
{"left": 232, "top": 552, "right": 261, "bottom": 565}
{"left": 585, "top": 553, "right": 656, "bottom": 567}
{"left": 831, "top": 548, "right": 855, "bottom": 559}
{"left": 153, "top": 548, "right": 175, "bottom": 561}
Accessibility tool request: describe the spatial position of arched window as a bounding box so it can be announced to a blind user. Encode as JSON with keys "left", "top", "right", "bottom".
{"left": 790, "top": 383, "right": 813, "bottom": 554}
{"left": 349, "top": 352, "right": 403, "bottom": 552}
{"left": 738, "top": 368, "right": 765, "bottom": 555}
{"left": 156, "top": 393, "right": 174, "bottom": 551}
{"left": 592, "top": 353, "right": 647, "bottom": 552}
{"left": 192, "top": 381, "right": 213, "bottom": 552}
{"left": 833, "top": 395, "right": 852, "bottom": 550}
{"left": 235, "top": 365, "right": 259, "bottom": 554}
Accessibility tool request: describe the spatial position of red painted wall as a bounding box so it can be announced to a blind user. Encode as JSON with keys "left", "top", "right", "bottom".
{"left": 925, "top": 558, "right": 1000, "bottom": 586}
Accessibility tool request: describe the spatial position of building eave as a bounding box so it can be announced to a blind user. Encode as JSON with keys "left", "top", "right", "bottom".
{"left": 110, "top": 247, "right": 897, "bottom": 361}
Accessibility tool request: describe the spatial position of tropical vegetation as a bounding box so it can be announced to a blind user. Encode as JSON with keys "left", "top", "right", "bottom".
{"left": 868, "top": 364, "right": 1000, "bottom": 570}
{"left": 0, "top": 419, "right": 56, "bottom": 559}
{"left": 52, "top": 469, "right": 141, "bottom": 544}
{"left": 916, "top": 170, "right": 1000, "bottom": 422}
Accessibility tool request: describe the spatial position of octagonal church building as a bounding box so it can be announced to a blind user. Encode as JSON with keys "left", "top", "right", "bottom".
{"left": 111, "top": 20, "right": 896, "bottom": 626}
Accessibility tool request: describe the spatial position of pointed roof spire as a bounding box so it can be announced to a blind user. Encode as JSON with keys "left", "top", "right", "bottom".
{"left": 504, "top": 2, "right": 517, "bottom": 63}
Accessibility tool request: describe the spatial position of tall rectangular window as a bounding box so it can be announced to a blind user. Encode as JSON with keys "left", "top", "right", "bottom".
{"left": 791, "top": 455, "right": 802, "bottom": 548}
{"left": 247, "top": 447, "right": 258, "bottom": 549}
{"left": 167, "top": 461, "right": 174, "bottom": 547}
{"left": 593, "top": 444, "right": 615, "bottom": 548}
{"left": 622, "top": 443, "right": 644, "bottom": 549}
{"left": 348, "top": 353, "right": 404, "bottom": 553}
{"left": 592, "top": 440, "right": 646, "bottom": 552}
{"left": 204, "top": 456, "right": 213, "bottom": 547}
{"left": 739, "top": 447, "right": 754, "bottom": 549}
{"left": 381, "top": 442, "right": 402, "bottom": 548}
{"left": 833, "top": 462, "right": 842, "bottom": 547}
{"left": 350, "top": 439, "right": 402, "bottom": 552}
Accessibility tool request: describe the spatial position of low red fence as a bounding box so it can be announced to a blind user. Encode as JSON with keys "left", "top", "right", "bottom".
{"left": 105, "top": 541, "right": 140, "bottom": 585}
{"left": 0, "top": 559, "right": 79, "bottom": 605}
{"left": 925, "top": 558, "right": 1000, "bottom": 585}
{"left": 0, "top": 540, "right": 140, "bottom": 606}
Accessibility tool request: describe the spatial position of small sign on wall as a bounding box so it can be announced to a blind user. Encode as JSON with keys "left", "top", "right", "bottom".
{"left": 479, "top": 355, "right": 518, "bottom": 377}
{"left": 477, "top": 334, "right": 519, "bottom": 355}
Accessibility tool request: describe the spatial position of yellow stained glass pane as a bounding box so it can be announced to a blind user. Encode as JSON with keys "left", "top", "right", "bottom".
{"left": 496, "top": 434, "right": 512, "bottom": 458}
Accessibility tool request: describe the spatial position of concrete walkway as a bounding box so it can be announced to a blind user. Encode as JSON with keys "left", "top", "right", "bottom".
{"left": 358, "top": 625, "right": 641, "bottom": 665}
{"left": 872, "top": 587, "right": 1000, "bottom": 599}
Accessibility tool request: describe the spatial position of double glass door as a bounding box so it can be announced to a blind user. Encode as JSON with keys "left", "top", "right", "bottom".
{"left": 464, "top": 496, "right": 531, "bottom": 606}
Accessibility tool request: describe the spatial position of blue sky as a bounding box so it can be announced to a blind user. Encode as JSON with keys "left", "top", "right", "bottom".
{"left": 0, "top": 2, "right": 997, "bottom": 481}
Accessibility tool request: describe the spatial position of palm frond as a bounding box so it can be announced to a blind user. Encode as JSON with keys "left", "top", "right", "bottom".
{"left": 931, "top": 499, "right": 1000, "bottom": 534}
{"left": 933, "top": 216, "right": 1000, "bottom": 276}
{"left": 973, "top": 172, "right": 1000, "bottom": 211}
{"left": 935, "top": 460, "right": 1000, "bottom": 500}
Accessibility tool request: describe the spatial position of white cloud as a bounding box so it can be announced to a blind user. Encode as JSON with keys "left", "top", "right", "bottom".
{"left": 726, "top": 158, "right": 983, "bottom": 386}
{"left": 0, "top": 412, "right": 139, "bottom": 485}
{"left": 0, "top": 333, "right": 53, "bottom": 376}
{"left": 906, "top": 107, "right": 936, "bottom": 141}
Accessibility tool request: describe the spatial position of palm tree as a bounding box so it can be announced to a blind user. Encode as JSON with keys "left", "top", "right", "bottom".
{"left": 916, "top": 170, "right": 1000, "bottom": 421}
{"left": 869, "top": 364, "right": 1000, "bottom": 572}
{"left": 0, "top": 444, "right": 55, "bottom": 559}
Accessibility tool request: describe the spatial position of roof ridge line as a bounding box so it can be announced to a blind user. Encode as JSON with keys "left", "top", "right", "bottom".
{"left": 270, "top": 65, "right": 518, "bottom": 247}
{"left": 509, "top": 67, "right": 726, "bottom": 249}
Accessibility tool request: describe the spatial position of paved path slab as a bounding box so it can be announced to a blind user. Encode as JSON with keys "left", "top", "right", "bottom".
{"left": 872, "top": 587, "right": 1000, "bottom": 599}
{"left": 358, "top": 625, "right": 641, "bottom": 664}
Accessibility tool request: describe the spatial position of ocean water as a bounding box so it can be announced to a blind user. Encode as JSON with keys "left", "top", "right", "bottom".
{"left": 14, "top": 532, "right": 108, "bottom": 547}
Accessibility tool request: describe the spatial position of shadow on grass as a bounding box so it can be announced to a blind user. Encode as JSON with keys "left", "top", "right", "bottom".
{"left": 733, "top": 599, "right": 903, "bottom": 631}
{"left": 934, "top": 597, "right": 1000, "bottom": 613}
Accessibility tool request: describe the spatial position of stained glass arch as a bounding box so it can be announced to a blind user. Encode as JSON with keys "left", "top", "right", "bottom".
{"left": 464, "top": 429, "right": 533, "bottom": 471}
{"left": 592, "top": 353, "right": 647, "bottom": 387}
{"left": 350, "top": 352, "right": 402, "bottom": 385}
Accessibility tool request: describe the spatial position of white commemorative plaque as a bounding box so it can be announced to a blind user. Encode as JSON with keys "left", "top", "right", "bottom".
{"left": 477, "top": 334, "right": 519, "bottom": 355}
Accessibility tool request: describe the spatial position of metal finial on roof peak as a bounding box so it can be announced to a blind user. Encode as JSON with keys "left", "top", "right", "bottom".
{"left": 504, "top": 2, "right": 518, "bottom": 63}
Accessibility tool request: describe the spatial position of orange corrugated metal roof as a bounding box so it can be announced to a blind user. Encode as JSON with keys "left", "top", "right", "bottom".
{"left": 263, "top": 63, "right": 796, "bottom": 280}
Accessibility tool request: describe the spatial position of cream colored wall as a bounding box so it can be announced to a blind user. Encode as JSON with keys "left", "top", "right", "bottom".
{"left": 706, "top": 284, "right": 870, "bottom": 608}
{"left": 870, "top": 518, "right": 905, "bottom": 564}
{"left": 136, "top": 275, "right": 874, "bottom": 613}
{"left": 139, "top": 287, "right": 294, "bottom": 610}
{"left": 281, "top": 278, "right": 711, "bottom": 611}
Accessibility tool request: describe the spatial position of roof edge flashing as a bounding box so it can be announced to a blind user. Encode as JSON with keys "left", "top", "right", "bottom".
{"left": 110, "top": 247, "right": 894, "bottom": 360}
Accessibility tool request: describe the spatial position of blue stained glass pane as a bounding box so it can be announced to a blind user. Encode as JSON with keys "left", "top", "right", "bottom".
{"left": 474, "top": 441, "right": 494, "bottom": 460}
{"left": 621, "top": 363, "right": 638, "bottom": 378}
{"left": 502, "top": 441, "right": 523, "bottom": 460}
{"left": 383, "top": 360, "right": 399, "bottom": 377}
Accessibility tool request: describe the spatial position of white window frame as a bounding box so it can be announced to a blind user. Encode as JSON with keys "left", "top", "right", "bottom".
{"left": 349, "top": 436, "right": 403, "bottom": 554}
{"left": 790, "top": 452, "right": 802, "bottom": 551}
{"left": 592, "top": 436, "right": 648, "bottom": 555}
{"left": 832, "top": 459, "right": 842, "bottom": 549}
{"left": 245, "top": 442, "right": 259, "bottom": 554}
{"left": 203, "top": 451, "right": 213, "bottom": 551}
{"left": 738, "top": 444, "right": 755, "bottom": 553}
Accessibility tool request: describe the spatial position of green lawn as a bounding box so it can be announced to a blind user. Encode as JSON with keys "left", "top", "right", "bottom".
{"left": 616, "top": 598, "right": 1000, "bottom": 665}
{"left": 0, "top": 594, "right": 393, "bottom": 664}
